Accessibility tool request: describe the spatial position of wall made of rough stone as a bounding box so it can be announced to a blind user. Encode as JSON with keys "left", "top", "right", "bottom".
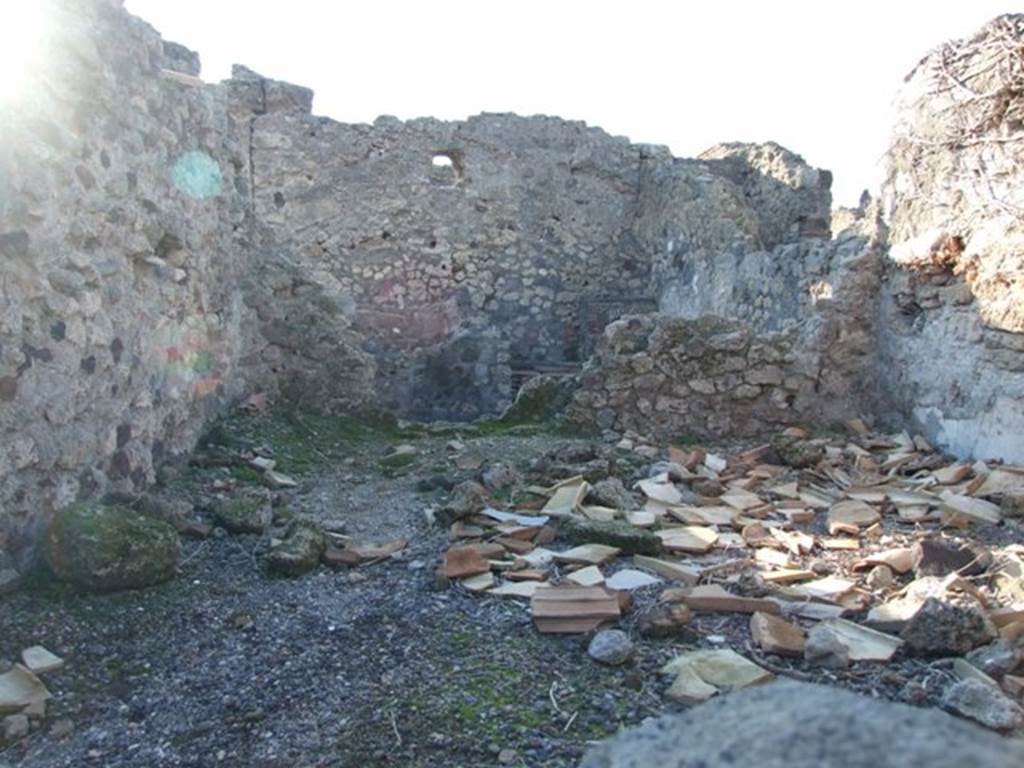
{"left": 563, "top": 314, "right": 829, "bottom": 440}
{"left": 880, "top": 14, "right": 1024, "bottom": 462}
{"left": 249, "top": 113, "right": 843, "bottom": 420}
{"left": 249, "top": 111, "right": 657, "bottom": 419}
{"left": 635, "top": 143, "right": 840, "bottom": 335}
{"left": 0, "top": 0, "right": 256, "bottom": 565}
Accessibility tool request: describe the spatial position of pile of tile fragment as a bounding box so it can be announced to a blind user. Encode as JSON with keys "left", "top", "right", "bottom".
{"left": 436, "top": 424, "right": 1024, "bottom": 730}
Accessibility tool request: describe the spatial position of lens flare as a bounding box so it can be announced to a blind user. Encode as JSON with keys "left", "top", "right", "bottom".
{"left": 152, "top": 322, "right": 223, "bottom": 401}
{"left": 171, "top": 151, "right": 223, "bottom": 199}
{"left": 0, "top": 3, "right": 48, "bottom": 104}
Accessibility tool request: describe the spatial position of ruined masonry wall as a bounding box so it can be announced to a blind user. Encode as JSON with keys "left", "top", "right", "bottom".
{"left": 250, "top": 114, "right": 837, "bottom": 421}
{"left": 0, "top": 1, "right": 258, "bottom": 564}
{"left": 880, "top": 14, "right": 1024, "bottom": 461}
{"left": 564, "top": 315, "right": 822, "bottom": 440}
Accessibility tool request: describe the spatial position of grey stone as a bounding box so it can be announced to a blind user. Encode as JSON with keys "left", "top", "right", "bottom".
{"left": 965, "top": 641, "right": 1022, "bottom": 680}
{"left": 941, "top": 678, "right": 1024, "bottom": 732}
{"left": 580, "top": 680, "right": 1024, "bottom": 767}
{"left": 772, "top": 433, "right": 826, "bottom": 469}
{"left": 2, "top": 714, "right": 28, "bottom": 742}
{"left": 900, "top": 596, "right": 997, "bottom": 656}
{"left": 436, "top": 481, "right": 489, "bottom": 527}
{"left": 587, "top": 630, "right": 634, "bottom": 666}
{"left": 1001, "top": 492, "right": 1024, "bottom": 518}
{"left": 803, "top": 626, "right": 850, "bottom": 669}
{"left": 559, "top": 517, "right": 661, "bottom": 556}
{"left": 636, "top": 603, "right": 695, "bottom": 639}
{"left": 497, "top": 374, "right": 575, "bottom": 425}
{"left": 266, "top": 520, "right": 327, "bottom": 577}
{"left": 480, "top": 462, "right": 520, "bottom": 492}
{"left": 214, "top": 493, "right": 273, "bottom": 535}
{"left": 585, "top": 478, "right": 635, "bottom": 510}
{"left": 44, "top": 503, "right": 180, "bottom": 592}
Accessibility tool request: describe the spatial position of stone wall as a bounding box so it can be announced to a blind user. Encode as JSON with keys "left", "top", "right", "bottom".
{"left": 879, "top": 14, "right": 1024, "bottom": 461}
{"left": 249, "top": 111, "right": 654, "bottom": 419}
{"left": 0, "top": 1, "right": 373, "bottom": 567}
{"left": 563, "top": 315, "right": 824, "bottom": 440}
{"left": 249, "top": 111, "right": 836, "bottom": 419}
{"left": 0, "top": 0, "right": 253, "bottom": 565}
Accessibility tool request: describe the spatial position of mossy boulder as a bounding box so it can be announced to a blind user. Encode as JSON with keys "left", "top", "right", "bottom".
{"left": 437, "top": 481, "right": 489, "bottom": 527}
{"left": 267, "top": 519, "right": 327, "bottom": 577}
{"left": 772, "top": 432, "right": 825, "bottom": 469}
{"left": 498, "top": 374, "right": 576, "bottom": 425}
{"left": 45, "top": 503, "right": 180, "bottom": 592}
{"left": 559, "top": 517, "right": 662, "bottom": 556}
{"left": 214, "top": 491, "right": 272, "bottom": 534}
{"left": 380, "top": 444, "right": 419, "bottom": 470}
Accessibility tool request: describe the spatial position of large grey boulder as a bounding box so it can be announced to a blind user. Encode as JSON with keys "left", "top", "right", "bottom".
{"left": 45, "top": 504, "right": 180, "bottom": 592}
{"left": 579, "top": 680, "right": 1024, "bottom": 768}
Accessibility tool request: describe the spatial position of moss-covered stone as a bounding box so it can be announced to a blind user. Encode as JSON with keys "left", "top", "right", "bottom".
{"left": 214, "top": 492, "right": 272, "bottom": 534}
{"left": 45, "top": 503, "right": 180, "bottom": 592}
{"left": 437, "top": 481, "right": 489, "bottom": 527}
{"left": 772, "top": 432, "right": 825, "bottom": 469}
{"left": 266, "top": 519, "right": 327, "bottom": 577}
{"left": 559, "top": 517, "right": 662, "bottom": 556}
{"left": 497, "top": 374, "right": 576, "bottom": 426}
{"left": 380, "top": 444, "right": 419, "bottom": 470}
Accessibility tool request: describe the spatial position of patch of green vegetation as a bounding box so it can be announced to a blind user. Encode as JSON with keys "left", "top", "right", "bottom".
{"left": 670, "top": 433, "right": 701, "bottom": 447}
{"left": 229, "top": 465, "right": 262, "bottom": 484}
{"left": 193, "top": 404, "right": 434, "bottom": 479}
{"left": 472, "top": 417, "right": 557, "bottom": 437}
{"left": 379, "top": 452, "right": 417, "bottom": 470}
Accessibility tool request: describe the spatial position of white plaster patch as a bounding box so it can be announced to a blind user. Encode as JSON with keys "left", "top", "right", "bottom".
{"left": 914, "top": 398, "right": 1024, "bottom": 463}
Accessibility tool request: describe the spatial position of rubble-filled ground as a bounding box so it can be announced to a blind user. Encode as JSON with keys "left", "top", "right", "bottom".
{"left": 2, "top": 405, "right": 1023, "bottom": 767}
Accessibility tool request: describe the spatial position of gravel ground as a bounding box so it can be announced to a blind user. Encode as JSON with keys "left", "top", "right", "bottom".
{"left": 0, "top": 418, "right": 672, "bottom": 768}
{"left": 1, "top": 410, "right": 1019, "bottom": 767}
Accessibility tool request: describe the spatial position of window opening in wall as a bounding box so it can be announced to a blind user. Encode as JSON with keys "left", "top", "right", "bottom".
{"left": 429, "top": 150, "right": 464, "bottom": 185}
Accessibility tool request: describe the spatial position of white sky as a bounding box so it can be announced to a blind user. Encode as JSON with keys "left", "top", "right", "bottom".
{"left": 124, "top": 1, "right": 1014, "bottom": 206}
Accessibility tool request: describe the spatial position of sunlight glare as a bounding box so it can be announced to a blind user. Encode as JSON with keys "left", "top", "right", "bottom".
{"left": 0, "top": 4, "right": 49, "bottom": 104}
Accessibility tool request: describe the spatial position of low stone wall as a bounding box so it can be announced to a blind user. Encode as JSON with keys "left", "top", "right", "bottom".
{"left": 563, "top": 315, "right": 833, "bottom": 440}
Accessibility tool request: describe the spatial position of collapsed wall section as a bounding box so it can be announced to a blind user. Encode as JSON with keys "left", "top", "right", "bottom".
{"left": 564, "top": 314, "right": 820, "bottom": 439}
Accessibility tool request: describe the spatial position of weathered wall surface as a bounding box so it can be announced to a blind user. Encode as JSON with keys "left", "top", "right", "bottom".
{"left": 249, "top": 114, "right": 841, "bottom": 420}
{"left": 0, "top": 1, "right": 374, "bottom": 567}
{"left": 563, "top": 314, "right": 823, "bottom": 440}
{"left": 249, "top": 112, "right": 655, "bottom": 419}
{"left": 0, "top": 0, "right": 252, "bottom": 565}
{"left": 880, "top": 14, "right": 1024, "bottom": 461}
